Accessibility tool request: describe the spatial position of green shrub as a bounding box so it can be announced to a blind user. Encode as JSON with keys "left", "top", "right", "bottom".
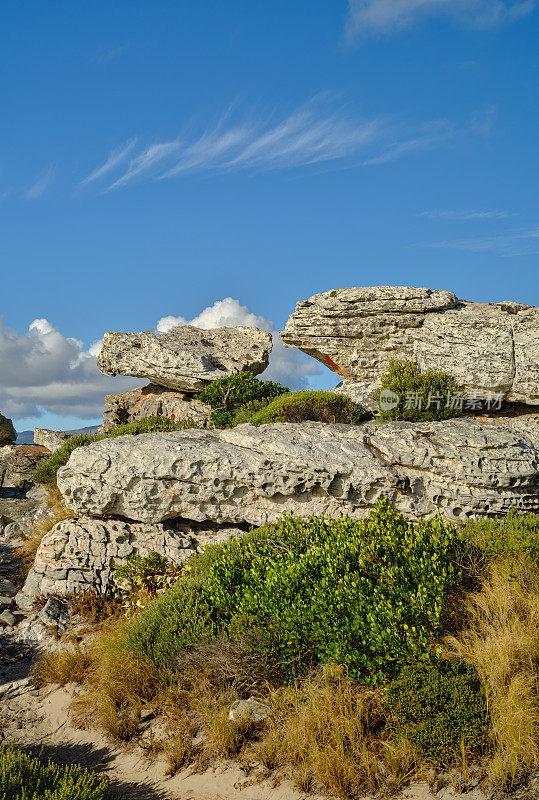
{"left": 33, "top": 416, "right": 195, "bottom": 485}
{"left": 237, "top": 390, "right": 364, "bottom": 426}
{"left": 458, "top": 511, "right": 539, "bottom": 569}
{"left": 195, "top": 371, "right": 289, "bottom": 428}
{"left": 374, "top": 359, "right": 463, "bottom": 422}
{"left": 0, "top": 742, "right": 113, "bottom": 799}
{"left": 125, "top": 502, "right": 459, "bottom": 685}
{"left": 386, "top": 660, "right": 491, "bottom": 765}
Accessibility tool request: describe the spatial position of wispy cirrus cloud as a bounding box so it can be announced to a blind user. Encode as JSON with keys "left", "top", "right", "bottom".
{"left": 24, "top": 165, "right": 56, "bottom": 200}
{"left": 345, "top": 0, "right": 535, "bottom": 40}
{"left": 418, "top": 227, "right": 539, "bottom": 257}
{"left": 420, "top": 209, "right": 512, "bottom": 220}
{"left": 81, "top": 97, "right": 486, "bottom": 191}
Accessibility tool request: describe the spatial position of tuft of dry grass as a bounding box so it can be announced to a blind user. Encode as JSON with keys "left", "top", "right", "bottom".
{"left": 446, "top": 563, "right": 539, "bottom": 787}
{"left": 17, "top": 485, "right": 74, "bottom": 581}
{"left": 32, "top": 642, "right": 93, "bottom": 688}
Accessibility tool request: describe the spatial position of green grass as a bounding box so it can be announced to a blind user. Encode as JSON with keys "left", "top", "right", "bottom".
{"left": 0, "top": 743, "right": 113, "bottom": 799}
{"left": 458, "top": 511, "right": 539, "bottom": 570}
{"left": 33, "top": 416, "right": 195, "bottom": 486}
{"left": 233, "top": 389, "right": 364, "bottom": 426}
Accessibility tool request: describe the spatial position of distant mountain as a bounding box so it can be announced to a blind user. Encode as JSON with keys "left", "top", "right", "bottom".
{"left": 16, "top": 425, "right": 100, "bottom": 445}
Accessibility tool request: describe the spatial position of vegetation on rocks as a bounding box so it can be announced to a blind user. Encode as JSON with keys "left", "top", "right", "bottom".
{"left": 0, "top": 742, "right": 113, "bottom": 799}
{"left": 234, "top": 389, "right": 364, "bottom": 426}
{"left": 195, "top": 371, "right": 289, "bottom": 428}
{"left": 375, "top": 359, "right": 464, "bottom": 422}
{"left": 32, "top": 415, "right": 195, "bottom": 486}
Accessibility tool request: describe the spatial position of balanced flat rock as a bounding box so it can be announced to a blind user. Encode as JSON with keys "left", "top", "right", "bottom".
{"left": 57, "top": 419, "right": 539, "bottom": 525}
{"left": 98, "top": 325, "right": 272, "bottom": 392}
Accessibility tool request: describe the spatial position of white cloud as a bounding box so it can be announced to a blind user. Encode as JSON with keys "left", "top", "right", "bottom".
{"left": 24, "top": 165, "right": 56, "bottom": 200}
{"left": 157, "top": 297, "right": 321, "bottom": 389}
{"left": 0, "top": 299, "right": 322, "bottom": 423}
{"left": 80, "top": 139, "right": 137, "bottom": 185}
{"left": 420, "top": 209, "right": 512, "bottom": 220}
{"left": 417, "top": 227, "right": 539, "bottom": 256}
{"left": 345, "top": 0, "right": 535, "bottom": 39}
{"left": 107, "top": 140, "right": 182, "bottom": 189}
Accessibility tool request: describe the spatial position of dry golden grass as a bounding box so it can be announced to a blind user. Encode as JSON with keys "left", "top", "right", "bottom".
{"left": 17, "top": 485, "right": 74, "bottom": 580}
{"left": 446, "top": 563, "right": 539, "bottom": 787}
{"left": 32, "top": 642, "right": 93, "bottom": 688}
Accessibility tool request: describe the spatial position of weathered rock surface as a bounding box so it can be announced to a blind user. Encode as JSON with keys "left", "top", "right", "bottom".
{"left": 33, "top": 429, "right": 71, "bottom": 452}
{"left": 102, "top": 383, "right": 211, "bottom": 432}
{"left": 57, "top": 420, "right": 539, "bottom": 527}
{"left": 0, "top": 413, "right": 16, "bottom": 446}
{"left": 16, "top": 516, "right": 245, "bottom": 607}
{"left": 0, "top": 445, "right": 50, "bottom": 494}
{"left": 281, "top": 286, "right": 539, "bottom": 405}
{"left": 0, "top": 485, "right": 52, "bottom": 537}
{"left": 98, "top": 325, "right": 272, "bottom": 392}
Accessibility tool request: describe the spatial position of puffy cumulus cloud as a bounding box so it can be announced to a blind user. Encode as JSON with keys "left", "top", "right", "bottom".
{"left": 0, "top": 317, "right": 143, "bottom": 421}
{"left": 156, "top": 297, "right": 321, "bottom": 389}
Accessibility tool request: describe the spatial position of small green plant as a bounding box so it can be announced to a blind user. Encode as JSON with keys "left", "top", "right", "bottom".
{"left": 0, "top": 742, "right": 113, "bottom": 799}
{"left": 458, "top": 511, "right": 539, "bottom": 569}
{"left": 237, "top": 390, "right": 364, "bottom": 426}
{"left": 33, "top": 416, "right": 195, "bottom": 486}
{"left": 114, "top": 552, "right": 181, "bottom": 616}
{"left": 385, "top": 659, "right": 491, "bottom": 765}
{"left": 374, "top": 359, "right": 463, "bottom": 422}
{"left": 195, "top": 371, "right": 289, "bottom": 428}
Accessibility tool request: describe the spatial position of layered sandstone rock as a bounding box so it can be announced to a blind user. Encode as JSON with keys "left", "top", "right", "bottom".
{"left": 33, "top": 429, "right": 71, "bottom": 452}
{"left": 57, "top": 419, "right": 539, "bottom": 526}
{"left": 16, "top": 516, "right": 245, "bottom": 608}
{"left": 98, "top": 325, "right": 272, "bottom": 392}
{"left": 0, "top": 445, "right": 50, "bottom": 494}
{"left": 102, "top": 384, "right": 211, "bottom": 432}
{"left": 281, "top": 287, "right": 539, "bottom": 405}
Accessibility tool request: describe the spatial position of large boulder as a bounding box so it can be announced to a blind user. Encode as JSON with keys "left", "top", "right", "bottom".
{"left": 98, "top": 325, "right": 272, "bottom": 392}
{"left": 16, "top": 516, "right": 245, "bottom": 608}
{"left": 0, "top": 445, "right": 50, "bottom": 494}
{"left": 33, "top": 429, "right": 71, "bottom": 452}
{"left": 281, "top": 287, "right": 539, "bottom": 405}
{"left": 0, "top": 413, "right": 16, "bottom": 446}
{"left": 102, "top": 383, "right": 211, "bottom": 432}
{"left": 57, "top": 419, "right": 539, "bottom": 525}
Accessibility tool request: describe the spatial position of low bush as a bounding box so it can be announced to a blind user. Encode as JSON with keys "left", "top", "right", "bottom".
{"left": 386, "top": 659, "right": 490, "bottom": 765}
{"left": 195, "top": 371, "right": 289, "bottom": 428}
{"left": 458, "top": 511, "right": 539, "bottom": 570}
{"left": 374, "top": 359, "right": 463, "bottom": 422}
{"left": 33, "top": 416, "right": 195, "bottom": 486}
{"left": 0, "top": 742, "right": 113, "bottom": 799}
{"left": 236, "top": 390, "right": 364, "bottom": 426}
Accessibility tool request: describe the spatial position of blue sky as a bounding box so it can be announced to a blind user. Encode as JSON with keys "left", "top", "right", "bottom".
{"left": 1, "top": 0, "right": 538, "bottom": 431}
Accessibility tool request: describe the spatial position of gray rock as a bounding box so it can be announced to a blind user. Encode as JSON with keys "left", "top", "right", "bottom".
{"left": 56, "top": 419, "right": 539, "bottom": 526}
{"left": 33, "top": 429, "right": 71, "bottom": 452}
{"left": 102, "top": 383, "right": 211, "bottom": 432}
{"left": 0, "top": 578, "right": 17, "bottom": 597}
{"left": 98, "top": 325, "right": 272, "bottom": 392}
{"left": 2, "top": 522, "right": 23, "bottom": 541}
{"left": 38, "top": 597, "right": 70, "bottom": 630}
{"left": 0, "top": 609, "right": 16, "bottom": 626}
{"left": 281, "top": 286, "right": 539, "bottom": 405}
{"left": 18, "top": 516, "right": 245, "bottom": 604}
{"left": 0, "top": 485, "right": 51, "bottom": 538}
{"left": 0, "top": 595, "right": 13, "bottom": 611}
{"left": 229, "top": 697, "right": 269, "bottom": 724}
{"left": 0, "top": 445, "right": 50, "bottom": 492}
{"left": 0, "top": 413, "right": 16, "bottom": 446}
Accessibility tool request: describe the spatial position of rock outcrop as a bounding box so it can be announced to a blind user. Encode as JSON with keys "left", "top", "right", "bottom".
{"left": 17, "top": 516, "right": 246, "bottom": 608}
{"left": 98, "top": 325, "right": 272, "bottom": 393}
{"left": 0, "top": 413, "right": 16, "bottom": 446}
{"left": 56, "top": 419, "right": 539, "bottom": 526}
{"left": 33, "top": 429, "right": 71, "bottom": 452}
{"left": 281, "top": 286, "right": 539, "bottom": 405}
{"left": 102, "top": 384, "right": 211, "bottom": 432}
{"left": 0, "top": 445, "right": 50, "bottom": 495}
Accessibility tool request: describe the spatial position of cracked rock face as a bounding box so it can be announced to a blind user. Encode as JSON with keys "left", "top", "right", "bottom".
{"left": 281, "top": 286, "right": 539, "bottom": 405}
{"left": 102, "top": 383, "right": 211, "bottom": 432}
{"left": 98, "top": 325, "right": 273, "bottom": 392}
{"left": 57, "top": 420, "right": 539, "bottom": 526}
{"left": 16, "top": 516, "right": 246, "bottom": 607}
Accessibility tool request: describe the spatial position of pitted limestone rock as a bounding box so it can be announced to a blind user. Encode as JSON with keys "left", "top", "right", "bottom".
{"left": 16, "top": 516, "right": 245, "bottom": 607}
{"left": 98, "top": 325, "right": 272, "bottom": 392}
{"left": 102, "top": 383, "right": 211, "bottom": 432}
{"left": 281, "top": 287, "right": 539, "bottom": 405}
{"left": 56, "top": 420, "right": 539, "bottom": 526}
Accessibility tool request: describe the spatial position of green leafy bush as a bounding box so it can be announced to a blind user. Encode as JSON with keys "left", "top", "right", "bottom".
{"left": 458, "top": 511, "right": 539, "bottom": 569}
{"left": 237, "top": 390, "right": 364, "bottom": 426}
{"left": 33, "top": 416, "right": 195, "bottom": 485}
{"left": 125, "top": 502, "right": 459, "bottom": 684}
{"left": 195, "top": 371, "right": 289, "bottom": 428}
{"left": 386, "top": 660, "right": 491, "bottom": 764}
{"left": 0, "top": 742, "right": 113, "bottom": 799}
{"left": 374, "top": 359, "right": 463, "bottom": 422}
